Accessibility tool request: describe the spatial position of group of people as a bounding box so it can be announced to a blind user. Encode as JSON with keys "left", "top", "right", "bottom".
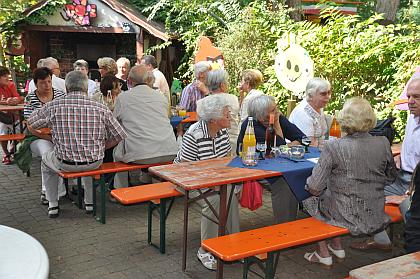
{"left": 1, "top": 56, "right": 419, "bottom": 272}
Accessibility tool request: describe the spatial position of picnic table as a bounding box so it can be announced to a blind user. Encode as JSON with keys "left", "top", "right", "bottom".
{"left": 149, "top": 157, "right": 280, "bottom": 276}
{"left": 0, "top": 104, "right": 25, "bottom": 133}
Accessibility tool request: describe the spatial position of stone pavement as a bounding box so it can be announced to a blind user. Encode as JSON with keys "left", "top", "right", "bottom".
{"left": 0, "top": 157, "right": 406, "bottom": 279}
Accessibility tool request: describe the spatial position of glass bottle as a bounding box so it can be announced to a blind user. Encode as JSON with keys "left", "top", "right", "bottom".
{"left": 265, "top": 113, "right": 275, "bottom": 157}
{"left": 329, "top": 117, "right": 341, "bottom": 138}
{"left": 242, "top": 117, "right": 257, "bottom": 166}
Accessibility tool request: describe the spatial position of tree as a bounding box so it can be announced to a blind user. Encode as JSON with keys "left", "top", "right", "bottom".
{"left": 376, "top": 0, "right": 401, "bottom": 24}
{"left": 285, "top": 0, "right": 302, "bottom": 21}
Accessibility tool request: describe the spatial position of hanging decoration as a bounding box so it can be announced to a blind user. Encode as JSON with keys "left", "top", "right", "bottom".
{"left": 61, "top": 0, "right": 97, "bottom": 26}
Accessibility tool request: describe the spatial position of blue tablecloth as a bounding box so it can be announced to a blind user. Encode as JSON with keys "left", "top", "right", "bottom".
{"left": 170, "top": 116, "right": 188, "bottom": 128}
{"left": 227, "top": 147, "right": 321, "bottom": 201}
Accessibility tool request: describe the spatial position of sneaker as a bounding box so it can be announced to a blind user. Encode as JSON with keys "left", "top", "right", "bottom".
{"left": 197, "top": 250, "right": 217, "bottom": 271}
{"left": 2, "top": 155, "right": 12, "bottom": 165}
{"left": 85, "top": 204, "right": 93, "bottom": 214}
{"left": 48, "top": 206, "right": 59, "bottom": 218}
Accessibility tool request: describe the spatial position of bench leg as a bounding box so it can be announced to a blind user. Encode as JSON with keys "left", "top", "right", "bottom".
{"left": 265, "top": 252, "right": 275, "bottom": 279}
{"left": 100, "top": 175, "right": 106, "bottom": 224}
{"left": 159, "top": 198, "right": 167, "bottom": 254}
{"left": 147, "top": 201, "right": 153, "bottom": 245}
{"left": 77, "top": 177, "right": 82, "bottom": 209}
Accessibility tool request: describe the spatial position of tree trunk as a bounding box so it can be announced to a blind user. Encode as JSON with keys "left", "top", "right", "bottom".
{"left": 376, "top": 0, "right": 400, "bottom": 24}
{"left": 285, "top": 0, "right": 302, "bottom": 21}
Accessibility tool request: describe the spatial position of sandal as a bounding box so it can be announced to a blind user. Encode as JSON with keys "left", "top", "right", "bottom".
{"left": 40, "top": 192, "right": 48, "bottom": 205}
{"left": 2, "top": 154, "right": 12, "bottom": 165}
{"left": 327, "top": 244, "right": 345, "bottom": 260}
{"left": 85, "top": 204, "right": 93, "bottom": 214}
{"left": 197, "top": 250, "right": 217, "bottom": 271}
{"left": 48, "top": 206, "right": 59, "bottom": 218}
{"left": 304, "top": 251, "right": 332, "bottom": 268}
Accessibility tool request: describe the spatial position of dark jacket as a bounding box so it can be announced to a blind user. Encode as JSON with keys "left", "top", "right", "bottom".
{"left": 237, "top": 115, "right": 305, "bottom": 155}
{"left": 405, "top": 162, "right": 420, "bottom": 253}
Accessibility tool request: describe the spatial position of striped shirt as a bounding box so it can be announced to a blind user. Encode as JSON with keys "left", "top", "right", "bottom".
{"left": 174, "top": 120, "right": 231, "bottom": 163}
{"left": 27, "top": 91, "right": 127, "bottom": 162}
{"left": 179, "top": 80, "right": 203, "bottom": 112}
{"left": 24, "top": 88, "right": 66, "bottom": 119}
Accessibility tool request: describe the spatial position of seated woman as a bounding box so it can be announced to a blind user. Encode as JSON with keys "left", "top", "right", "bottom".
{"left": 23, "top": 67, "right": 66, "bottom": 204}
{"left": 92, "top": 74, "right": 121, "bottom": 111}
{"left": 237, "top": 94, "right": 305, "bottom": 224}
{"left": 174, "top": 94, "right": 240, "bottom": 271}
{"left": 238, "top": 69, "right": 264, "bottom": 122}
{"left": 303, "top": 97, "right": 397, "bottom": 267}
{"left": 289, "top": 77, "right": 332, "bottom": 141}
{"left": 206, "top": 69, "right": 240, "bottom": 155}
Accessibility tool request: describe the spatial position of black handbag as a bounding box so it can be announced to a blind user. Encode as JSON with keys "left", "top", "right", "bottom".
{"left": 369, "top": 117, "right": 397, "bottom": 144}
{"left": 0, "top": 111, "right": 13, "bottom": 125}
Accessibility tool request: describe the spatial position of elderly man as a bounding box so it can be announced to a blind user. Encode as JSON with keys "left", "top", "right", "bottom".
{"left": 27, "top": 71, "right": 126, "bottom": 218}
{"left": 0, "top": 66, "right": 24, "bottom": 164}
{"left": 28, "top": 57, "right": 66, "bottom": 93}
{"left": 351, "top": 77, "right": 420, "bottom": 250}
{"left": 116, "top": 57, "right": 130, "bottom": 82}
{"left": 179, "top": 61, "right": 210, "bottom": 112}
{"left": 73, "top": 59, "right": 97, "bottom": 96}
{"left": 140, "top": 55, "right": 171, "bottom": 107}
{"left": 113, "top": 65, "right": 178, "bottom": 188}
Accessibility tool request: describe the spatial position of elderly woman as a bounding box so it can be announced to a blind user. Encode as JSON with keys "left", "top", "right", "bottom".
{"left": 97, "top": 57, "right": 128, "bottom": 91}
{"left": 237, "top": 94, "right": 305, "bottom": 224}
{"left": 302, "top": 97, "right": 396, "bottom": 267}
{"left": 116, "top": 57, "right": 130, "bottom": 82}
{"left": 238, "top": 69, "right": 264, "bottom": 122}
{"left": 289, "top": 77, "right": 332, "bottom": 140}
{"left": 206, "top": 69, "right": 240, "bottom": 155}
{"left": 23, "top": 67, "right": 66, "bottom": 204}
{"left": 92, "top": 75, "right": 121, "bottom": 111}
{"left": 174, "top": 94, "right": 240, "bottom": 271}
{"left": 73, "top": 59, "right": 97, "bottom": 96}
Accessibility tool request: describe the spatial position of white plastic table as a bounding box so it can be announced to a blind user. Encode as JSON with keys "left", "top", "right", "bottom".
{"left": 0, "top": 225, "right": 49, "bottom": 279}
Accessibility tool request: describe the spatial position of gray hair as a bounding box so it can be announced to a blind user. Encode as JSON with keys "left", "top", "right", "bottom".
{"left": 194, "top": 61, "right": 210, "bottom": 79}
{"left": 97, "top": 57, "right": 117, "bottom": 75}
{"left": 305, "top": 77, "right": 331, "bottom": 100}
{"left": 128, "top": 65, "right": 149, "bottom": 85}
{"left": 197, "top": 94, "right": 230, "bottom": 122}
{"left": 206, "top": 69, "right": 229, "bottom": 92}
{"left": 141, "top": 55, "right": 158, "bottom": 69}
{"left": 117, "top": 57, "right": 131, "bottom": 68}
{"left": 36, "top": 59, "right": 45, "bottom": 68}
{"left": 65, "top": 71, "right": 88, "bottom": 93}
{"left": 43, "top": 57, "right": 59, "bottom": 70}
{"left": 248, "top": 94, "right": 275, "bottom": 121}
{"left": 73, "top": 59, "right": 89, "bottom": 70}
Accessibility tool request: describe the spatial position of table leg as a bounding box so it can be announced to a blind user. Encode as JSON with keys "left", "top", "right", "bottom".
{"left": 182, "top": 191, "right": 189, "bottom": 272}
{"left": 216, "top": 185, "right": 228, "bottom": 279}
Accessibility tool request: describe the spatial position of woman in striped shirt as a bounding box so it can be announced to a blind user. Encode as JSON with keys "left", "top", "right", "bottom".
{"left": 174, "top": 94, "right": 240, "bottom": 271}
{"left": 24, "top": 67, "right": 66, "bottom": 204}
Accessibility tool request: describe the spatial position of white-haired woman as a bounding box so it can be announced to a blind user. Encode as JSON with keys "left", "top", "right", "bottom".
{"left": 116, "top": 57, "right": 131, "bottom": 82}
{"left": 174, "top": 94, "right": 240, "bottom": 271}
{"left": 289, "top": 77, "right": 332, "bottom": 140}
{"left": 206, "top": 69, "right": 240, "bottom": 155}
{"left": 97, "top": 57, "right": 128, "bottom": 91}
{"left": 303, "top": 97, "right": 396, "bottom": 267}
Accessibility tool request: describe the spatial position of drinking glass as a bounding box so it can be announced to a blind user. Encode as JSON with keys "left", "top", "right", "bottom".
{"left": 256, "top": 142, "right": 267, "bottom": 160}
{"left": 242, "top": 151, "right": 258, "bottom": 166}
{"left": 301, "top": 136, "right": 311, "bottom": 152}
{"left": 290, "top": 145, "right": 305, "bottom": 159}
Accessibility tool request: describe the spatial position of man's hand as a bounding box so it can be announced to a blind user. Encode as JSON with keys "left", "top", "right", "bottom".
{"left": 196, "top": 81, "right": 209, "bottom": 96}
{"left": 6, "top": 97, "right": 20, "bottom": 106}
{"left": 394, "top": 154, "right": 401, "bottom": 169}
{"left": 385, "top": 195, "right": 408, "bottom": 205}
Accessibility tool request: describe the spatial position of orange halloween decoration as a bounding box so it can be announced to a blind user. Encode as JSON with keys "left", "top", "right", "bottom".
{"left": 195, "top": 36, "right": 224, "bottom": 69}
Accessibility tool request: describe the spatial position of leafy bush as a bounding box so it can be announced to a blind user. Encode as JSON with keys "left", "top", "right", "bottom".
{"left": 216, "top": 2, "right": 420, "bottom": 139}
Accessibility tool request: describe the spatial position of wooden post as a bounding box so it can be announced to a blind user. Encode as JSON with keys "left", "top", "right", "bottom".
{"left": 286, "top": 95, "right": 296, "bottom": 118}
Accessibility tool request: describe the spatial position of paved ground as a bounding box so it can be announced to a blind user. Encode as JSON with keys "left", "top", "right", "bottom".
{"left": 0, "top": 157, "right": 406, "bottom": 279}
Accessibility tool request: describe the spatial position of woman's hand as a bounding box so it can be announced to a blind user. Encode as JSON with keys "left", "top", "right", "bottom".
{"left": 273, "top": 110, "right": 284, "bottom": 139}
{"left": 385, "top": 195, "right": 408, "bottom": 205}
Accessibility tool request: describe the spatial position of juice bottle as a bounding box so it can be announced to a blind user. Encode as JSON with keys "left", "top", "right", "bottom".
{"left": 242, "top": 117, "right": 256, "bottom": 155}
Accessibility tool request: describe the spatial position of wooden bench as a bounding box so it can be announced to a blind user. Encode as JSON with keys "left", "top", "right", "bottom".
{"left": 111, "top": 182, "right": 183, "bottom": 253}
{"left": 202, "top": 205, "right": 403, "bottom": 279}
{"left": 0, "top": 134, "right": 26, "bottom": 142}
{"left": 59, "top": 161, "right": 172, "bottom": 224}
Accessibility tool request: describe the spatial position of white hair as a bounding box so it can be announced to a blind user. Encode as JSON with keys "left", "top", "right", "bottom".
{"left": 43, "top": 57, "right": 59, "bottom": 70}
{"left": 194, "top": 61, "right": 210, "bottom": 79}
{"left": 248, "top": 94, "right": 275, "bottom": 121}
{"left": 65, "top": 71, "right": 88, "bottom": 93}
{"left": 117, "top": 57, "right": 131, "bottom": 68}
{"left": 206, "top": 69, "right": 229, "bottom": 92}
{"left": 305, "top": 77, "right": 331, "bottom": 101}
{"left": 197, "top": 94, "right": 230, "bottom": 122}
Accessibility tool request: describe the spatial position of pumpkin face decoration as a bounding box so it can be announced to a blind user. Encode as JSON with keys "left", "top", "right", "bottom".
{"left": 274, "top": 34, "right": 314, "bottom": 96}
{"left": 195, "top": 36, "right": 224, "bottom": 70}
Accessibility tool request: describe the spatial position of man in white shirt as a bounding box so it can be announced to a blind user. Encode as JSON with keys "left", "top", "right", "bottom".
{"left": 28, "top": 57, "right": 66, "bottom": 94}
{"left": 73, "top": 59, "right": 98, "bottom": 96}
{"left": 140, "top": 55, "right": 171, "bottom": 107}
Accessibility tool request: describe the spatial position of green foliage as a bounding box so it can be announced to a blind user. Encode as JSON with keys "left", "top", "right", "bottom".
{"left": 216, "top": 3, "right": 420, "bottom": 139}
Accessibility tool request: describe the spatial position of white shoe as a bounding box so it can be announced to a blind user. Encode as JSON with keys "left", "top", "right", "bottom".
{"left": 304, "top": 251, "right": 332, "bottom": 267}
{"left": 327, "top": 244, "right": 345, "bottom": 259}
{"left": 197, "top": 250, "right": 217, "bottom": 271}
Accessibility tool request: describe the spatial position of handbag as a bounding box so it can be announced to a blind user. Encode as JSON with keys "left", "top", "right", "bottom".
{"left": 240, "top": 180, "right": 263, "bottom": 211}
{"left": 0, "top": 111, "right": 13, "bottom": 125}
{"left": 369, "top": 117, "right": 397, "bottom": 144}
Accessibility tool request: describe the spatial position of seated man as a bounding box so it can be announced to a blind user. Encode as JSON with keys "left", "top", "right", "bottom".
{"left": 0, "top": 66, "right": 24, "bottom": 164}
{"left": 27, "top": 71, "right": 126, "bottom": 217}
{"left": 351, "top": 77, "right": 420, "bottom": 250}
{"left": 237, "top": 94, "right": 305, "bottom": 224}
{"left": 113, "top": 65, "right": 178, "bottom": 188}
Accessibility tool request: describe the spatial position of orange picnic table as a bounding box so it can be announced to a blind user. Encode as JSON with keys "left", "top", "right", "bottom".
{"left": 181, "top": 111, "right": 198, "bottom": 123}
{"left": 149, "top": 157, "right": 280, "bottom": 276}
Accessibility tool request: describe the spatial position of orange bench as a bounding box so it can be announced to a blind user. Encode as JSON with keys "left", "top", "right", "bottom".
{"left": 0, "top": 134, "right": 25, "bottom": 142}
{"left": 111, "top": 182, "right": 183, "bottom": 253}
{"left": 59, "top": 161, "right": 172, "bottom": 224}
{"left": 202, "top": 205, "right": 403, "bottom": 279}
